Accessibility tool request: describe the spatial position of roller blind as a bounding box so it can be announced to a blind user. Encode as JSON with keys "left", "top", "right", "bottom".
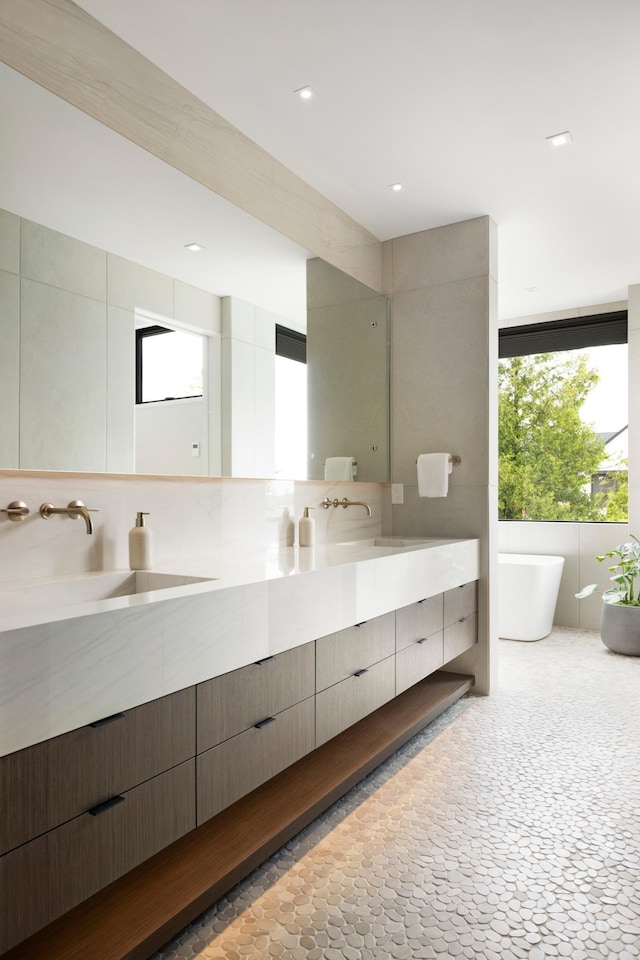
{"left": 499, "top": 311, "right": 627, "bottom": 359}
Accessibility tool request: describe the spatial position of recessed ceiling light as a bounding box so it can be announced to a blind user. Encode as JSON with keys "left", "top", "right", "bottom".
{"left": 546, "top": 130, "right": 573, "bottom": 148}
{"left": 389, "top": 182, "right": 403, "bottom": 192}
{"left": 184, "top": 242, "right": 205, "bottom": 252}
{"left": 295, "top": 85, "right": 315, "bottom": 100}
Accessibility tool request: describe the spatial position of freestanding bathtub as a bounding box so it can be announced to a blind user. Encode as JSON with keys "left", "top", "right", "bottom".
{"left": 498, "top": 553, "right": 565, "bottom": 641}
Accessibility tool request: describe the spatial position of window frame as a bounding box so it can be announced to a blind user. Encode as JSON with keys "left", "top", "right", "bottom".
{"left": 135, "top": 324, "right": 204, "bottom": 405}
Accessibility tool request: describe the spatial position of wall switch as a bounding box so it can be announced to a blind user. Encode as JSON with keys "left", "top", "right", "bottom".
{"left": 191, "top": 442, "right": 200, "bottom": 458}
{"left": 391, "top": 483, "right": 404, "bottom": 505}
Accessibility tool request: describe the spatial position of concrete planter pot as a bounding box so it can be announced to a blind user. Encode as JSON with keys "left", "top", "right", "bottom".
{"left": 601, "top": 602, "right": 640, "bottom": 656}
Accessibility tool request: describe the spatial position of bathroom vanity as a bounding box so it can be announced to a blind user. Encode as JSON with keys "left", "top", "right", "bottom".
{"left": 0, "top": 536, "right": 479, "bottom": 958}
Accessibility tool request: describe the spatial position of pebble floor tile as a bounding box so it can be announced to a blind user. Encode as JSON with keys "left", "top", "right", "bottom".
{"left": 153, "top": 627, "right": 640, "bottom": 959}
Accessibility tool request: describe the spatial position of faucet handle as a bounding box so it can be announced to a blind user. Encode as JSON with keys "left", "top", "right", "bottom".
{"left": 67, "top": 500, "right": 99, "bottom": 515}
{"left": 1, "top": 501, "right": 30, "bottom": 522}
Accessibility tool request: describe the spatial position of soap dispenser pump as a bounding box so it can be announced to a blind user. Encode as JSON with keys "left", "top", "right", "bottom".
{"left": 129, "top": 511, "right": 153, "bottom": 570}
{"left": 299, "top": 506, "right": 316, "bottom": 547}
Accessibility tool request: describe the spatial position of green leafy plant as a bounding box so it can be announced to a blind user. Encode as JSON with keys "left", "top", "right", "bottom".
{"left": 576, "top": 535, "right": 640, "bottom": 605}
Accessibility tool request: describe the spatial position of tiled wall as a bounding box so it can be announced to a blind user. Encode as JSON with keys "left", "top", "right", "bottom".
{"left": 0, "top": 470, "right": 383, "bottom": 583}
{"left": 499, "top": 520, "right": 628, "bottom": 630}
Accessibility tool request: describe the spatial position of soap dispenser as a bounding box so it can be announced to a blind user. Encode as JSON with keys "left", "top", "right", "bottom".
{"left": 299, "top": 506, "right": 316, "bottom": 547}
{"left": 129, "top": 512, "right": 153, "bottom": 570}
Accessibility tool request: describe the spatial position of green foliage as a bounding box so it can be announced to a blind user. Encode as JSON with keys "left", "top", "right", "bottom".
{"left": 498, "top": 352, "right": 623, "bottom": 521}
{"left": 576, "top": 535, "right": 640, "bottom": 605}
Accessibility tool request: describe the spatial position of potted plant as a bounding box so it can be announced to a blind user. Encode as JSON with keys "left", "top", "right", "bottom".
{"left": 576, "top": 535, "right": 640, "bottom": 656}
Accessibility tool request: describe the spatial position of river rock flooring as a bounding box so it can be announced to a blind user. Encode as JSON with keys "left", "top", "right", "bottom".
{"left": 153, "top": 627, "right": 640, "bottom": 959}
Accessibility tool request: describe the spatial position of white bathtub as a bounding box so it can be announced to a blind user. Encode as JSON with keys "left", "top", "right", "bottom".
{"left": 498, "top": 553, "right": 565, "bottom": 642}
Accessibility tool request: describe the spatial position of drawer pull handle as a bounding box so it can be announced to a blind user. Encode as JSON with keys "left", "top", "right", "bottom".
{"left": 254, "top": 716, "right": 276, "bottom": 729}
{"left": 88, "top": 795, "right": 125, "bottom": 817}
{"left": 354, "top": 621, "right": 367, "bottom": 628}
{"left": 417, "top": 637, "right": 428, "bottom": 645}
{"left": 417, "top": 598, "right": 427, "bottom": 604}
{"left": 89, "top": 712, "right": 125, "bottom": 728}
{"left": 254, "top": 656, "right": 276, "bottom": 665}
{"left": 459, "top": 616, "right": 468, "bottom": 623}
{"left": 353, "top": 668, "right": 369, "bottom": 677}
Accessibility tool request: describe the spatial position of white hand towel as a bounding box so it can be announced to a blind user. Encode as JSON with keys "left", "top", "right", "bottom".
{"left": 324, "top": 457, "right": 356, "bottom": 481}
{"left": 417, "top": 453, "right": 452, "bottom": 497}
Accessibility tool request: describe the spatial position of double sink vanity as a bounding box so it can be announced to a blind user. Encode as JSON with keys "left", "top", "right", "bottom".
{"left": 0, "top": 533, "right": 479, "bottom": 959}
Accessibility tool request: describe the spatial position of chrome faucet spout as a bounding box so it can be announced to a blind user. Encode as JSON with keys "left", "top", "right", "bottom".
{"left": 40, "top": 500, "right": 98, "bottom": 535}
{"left": 321, "top": 497, "right": 372, "bottom": 517}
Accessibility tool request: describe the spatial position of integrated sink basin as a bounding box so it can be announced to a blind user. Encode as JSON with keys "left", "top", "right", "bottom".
{"left": 0, "top": 570, "right": 216, "bottom": 617}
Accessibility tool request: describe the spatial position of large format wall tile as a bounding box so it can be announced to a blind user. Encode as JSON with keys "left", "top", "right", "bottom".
{"left": 106, "top": 305, "right": 135, "bottom": 474}
{"left": 20, "top": 279, "right": 107, "bottom": 472}
{"left": 21, "top": 218, "right": 106, "bottom": 301}
{"left": 390, "top": 216, "right": 494, "bottom": 293}
{"left": 107, "top": 253, "right": 173, "bottom": 316}
{"left": 0, "top": 209, "right": 19, "bottom": 274}
{"left": 0, "top": 271, "right": 19, "bottom": 467}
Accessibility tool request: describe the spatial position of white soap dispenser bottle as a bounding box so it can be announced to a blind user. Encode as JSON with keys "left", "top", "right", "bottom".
{"left": 298, "top": 506, "right": 316, "bottom": 547}
{"left": 129, "top": 511, "right": 153, "bottom": 570}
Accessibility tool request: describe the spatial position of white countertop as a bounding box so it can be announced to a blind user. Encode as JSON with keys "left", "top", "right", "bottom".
{"left": 0, "top": 536, "right": 479, "bottom": 757}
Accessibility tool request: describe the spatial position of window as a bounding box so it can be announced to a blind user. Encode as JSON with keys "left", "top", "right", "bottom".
{"left": 136, "top": 325, "right": 204, "bottom": 404}
{"left": 498, "top": 313, "right": 628, "bottom": 522}
{"left": 275, "top": 324, "right": 307, "bottom": 479}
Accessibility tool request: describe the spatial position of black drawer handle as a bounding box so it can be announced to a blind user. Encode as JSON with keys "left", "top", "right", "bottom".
{"left": 254, "top": 716, "right": 276, "bottom": 729}
{"left": 416, "top": 637, "right": 428, "bottom": 645}
{"left": 459, "top": 615, "right": 469, "bottom": 623}
{"left": 353, "top": 668, "right": 369, "bottom": 677}
{"left": 89, "top": 712, "right": 125, "bottom": 729}
{"left": 88, "top": 795, "right": 125, "bottom": 817}
{"left": 254, "top": 656, "right": 276, "bottom": 665}
{"left": 417, "top": 598, "right": 427, "bottom": 604}
{"left": 354, "top": 621, "right": 367, "bottom": 628}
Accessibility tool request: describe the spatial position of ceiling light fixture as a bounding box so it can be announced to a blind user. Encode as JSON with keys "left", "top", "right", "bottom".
{"left": 295, "top": 85, "right": 315, "bottom": 100}
{"left": 184, "top": 242, "right": 205, "bottom": 252}
{"left": 389, "top": 182, "right": 403, "bottom": 192}
{"left": 546, "top": 130, "right": 573, "bottom": 148}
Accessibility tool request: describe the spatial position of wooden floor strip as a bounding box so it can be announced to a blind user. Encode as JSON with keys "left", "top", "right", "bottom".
{"left": 7, "top": 670, "right": 473, "bottom": 960}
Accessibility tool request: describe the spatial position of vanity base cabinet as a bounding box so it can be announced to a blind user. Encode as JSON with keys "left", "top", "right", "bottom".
{"left": 197, "top": 698, "right": 315, "bottom": 824}
{"left": 315, "top": 612, "right": 395, "bottom": 692}
{"left": 0, "top": 760, "right": 195, "bottom": 954}
{"left": 396, "top": 630, "right": 444, "bottom": 695}
{"left": 443, "top": 582, "right": 478, "bottom": 661}
{"left": 316, "top": 655, "right": 396, "bottom": 746}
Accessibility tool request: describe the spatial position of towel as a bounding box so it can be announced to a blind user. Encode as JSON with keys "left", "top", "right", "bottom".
{"left": 324, "top": 457, "right": 356, "bottom": 481}
{"left": 417, "top": 453, "right": 452, "bottom": 497}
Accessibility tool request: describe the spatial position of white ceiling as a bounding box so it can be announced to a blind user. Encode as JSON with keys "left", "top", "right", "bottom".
{"left": 7, "top": 0, "right": 640, "bottom": 321}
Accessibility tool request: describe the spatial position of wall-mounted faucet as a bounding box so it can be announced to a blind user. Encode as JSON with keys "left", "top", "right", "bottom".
{"left": 321, "top": 497, "right": 372, "bottom": 517}
{"left": 40, "top": 500, "right": 99, "bottom": 535}
{"left": 1, "top": 501, "right": 30, "bottom": 522}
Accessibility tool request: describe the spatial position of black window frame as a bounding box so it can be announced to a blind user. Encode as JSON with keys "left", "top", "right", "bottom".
{"left": 275, "top": 324, "right": 306, "bottom": 364}
{"left": 135, "top": 325, "right": 204, "bottom": 404}
{"left": 499, "top": 311, "right": 627, "bottom": 358}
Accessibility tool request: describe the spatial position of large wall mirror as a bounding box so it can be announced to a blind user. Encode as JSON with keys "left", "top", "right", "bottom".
{"left": 0, "top": 62, "right": 389, "bottom": 482}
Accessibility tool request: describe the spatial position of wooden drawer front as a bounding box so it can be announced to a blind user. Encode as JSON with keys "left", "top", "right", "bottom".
{"left": 444, "top": 612, "right": 478, "bottom": 662}
{"left": 197, "top": 697, "right": 315, "bottom": 824}
{"left": 395, "top": 595, "right": 443, "bottom": 652}
{"left": 396, "top": 631, "right": 444, "bottom": 696}
{"left": 197, "top": 643, "right": 314, "bottom": 753}
{"left": 315, "top": 612, "right": 395, "bottom": 692}
{"left": 0, "top": 687, "right": 196, "bottom": 856}
{"left": 316, "top": 656, "right": 396, "bottom": 746}
{"left": 0, "top": 760, "right": 195, "bottom": 954}
{"left": 444, "top": 581, "right": 477, "bottom": 626}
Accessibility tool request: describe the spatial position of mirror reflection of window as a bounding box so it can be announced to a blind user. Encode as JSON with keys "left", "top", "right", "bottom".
{"left": 275, "top": 325, "right": 307, "bottom": 479}
{"left": 136, "top": 325, "right": 204, "bottom": 403}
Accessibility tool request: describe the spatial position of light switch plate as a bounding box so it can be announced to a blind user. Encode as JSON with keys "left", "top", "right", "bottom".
{"left": 391, "top": 483, "right": 404, "bottom": 504}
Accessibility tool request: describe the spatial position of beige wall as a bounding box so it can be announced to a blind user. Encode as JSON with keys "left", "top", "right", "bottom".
{"left": 385, "top": 216, "right": 498, "bottom": 694}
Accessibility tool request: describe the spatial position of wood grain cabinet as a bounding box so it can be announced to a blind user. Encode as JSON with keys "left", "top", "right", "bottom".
{"left": 395, "top": 595, "right": 443, "bottom": 652}
{"left": 443, "top": 581, "right": 478, "bottom": 661}
{"left": 316, "top": 656, "right": 396, "bottom": 746}
{"left": 395, "top": 595, "right": 444, "bottom": 695}
{"left": 197, "top": 643, "right": 315, "bottom": 753}
{"left": 0, "top": 687, "right": 196, "bottom": 856}
{"left": 315, "top": 612, "right": 395, "bottom": 693}
{"left": 0, "top": 760, "right": 195, "bottom": 954}
{"left": 197, "top": 698, "right": 315, "bottom": 823}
